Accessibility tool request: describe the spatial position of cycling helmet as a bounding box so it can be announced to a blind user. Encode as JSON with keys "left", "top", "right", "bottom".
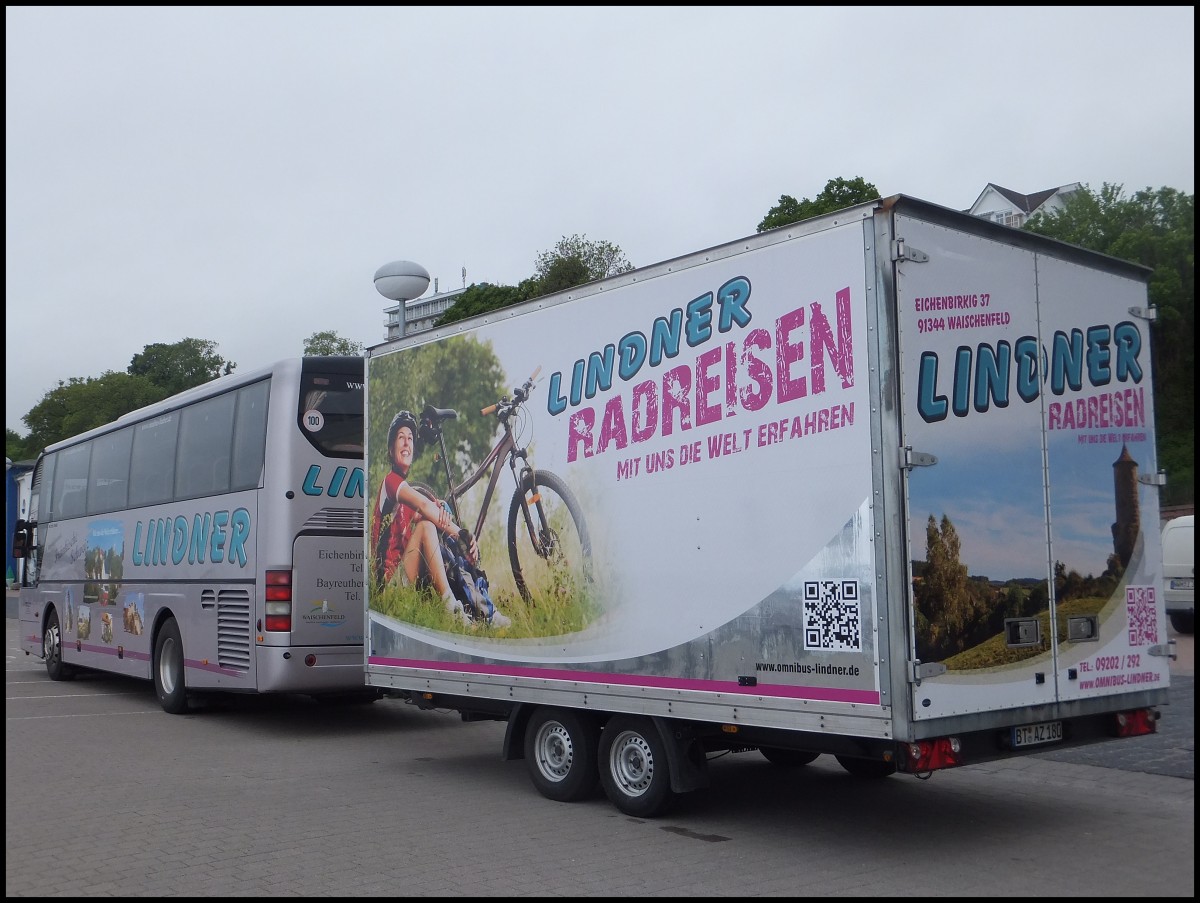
{"left": 386, "top": 409, "right": 419, "bottom": 463}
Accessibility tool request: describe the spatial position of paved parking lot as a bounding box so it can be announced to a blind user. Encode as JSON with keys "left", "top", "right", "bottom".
{"left": 5, "top": 598, "right": 1193, "bottom": 897}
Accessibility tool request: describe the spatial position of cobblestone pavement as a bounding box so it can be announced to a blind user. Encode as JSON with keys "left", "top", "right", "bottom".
{"left": 1033, "top": 674, "right": 1193, "bottom": 779}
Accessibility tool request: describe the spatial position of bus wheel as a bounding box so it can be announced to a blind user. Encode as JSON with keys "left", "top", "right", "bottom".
{"left": 524, "top": 707, "right": 601, "bottom": 802}
{"left": 43, "top": 608, "right": 76, "bottom": 682}
{"left": 599, "top": 715, "right": 676, "bottom": 818}
{"left": 153, "top": 618, "right": 190, "bottom": 714}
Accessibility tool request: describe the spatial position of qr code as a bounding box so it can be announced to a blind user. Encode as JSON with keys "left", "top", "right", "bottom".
{"left": 1126, "top": 585, "right": 1159, "bottom": 646}
{"left": 802, "top": 580, "right": 862, "bottom": 651}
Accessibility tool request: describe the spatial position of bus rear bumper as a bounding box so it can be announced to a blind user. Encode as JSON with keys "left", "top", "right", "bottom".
{"left": 254, "top": 644, "right": 366, "bottom": 694}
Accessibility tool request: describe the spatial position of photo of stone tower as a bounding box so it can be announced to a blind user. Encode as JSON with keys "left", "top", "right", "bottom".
{"left": 1111, "top": 445, "right": 1140, "bottom": 568}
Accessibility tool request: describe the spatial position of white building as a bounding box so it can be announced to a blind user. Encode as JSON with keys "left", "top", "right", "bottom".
{"left": 383, "top": 284, "right": 468, "bottom": 341}
{"left": 966, "top": 182, "right": 1082, "bottom": 229}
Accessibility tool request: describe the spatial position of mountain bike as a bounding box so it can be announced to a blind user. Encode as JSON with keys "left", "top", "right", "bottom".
{"left": 417, "top": 367, "right": 592, "bottom": 606}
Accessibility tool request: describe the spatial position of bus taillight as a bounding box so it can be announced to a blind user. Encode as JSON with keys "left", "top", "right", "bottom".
{"left": 264, "top": 569, "right": 293, "bottom": 632}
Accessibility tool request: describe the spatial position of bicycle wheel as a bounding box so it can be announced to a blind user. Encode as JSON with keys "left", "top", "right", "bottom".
{"left": 507, "top": 470, "right": 592, "bottom": 605}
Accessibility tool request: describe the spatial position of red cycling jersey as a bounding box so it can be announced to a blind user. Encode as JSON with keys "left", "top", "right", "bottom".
{"left": 371, "top": 470, "right": 417, "bottom": 585}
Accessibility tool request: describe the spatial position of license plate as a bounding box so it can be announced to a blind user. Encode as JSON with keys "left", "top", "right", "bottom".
{"left": 1012, "top": 721, "right": 1063, "bottom": 748}
{"left": 1170, "top": 577, "right": 1194, "bottom": 590}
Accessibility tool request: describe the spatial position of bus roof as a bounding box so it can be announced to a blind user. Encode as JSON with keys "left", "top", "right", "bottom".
{"left": 38, "top": 356, "right": 362, "bottom": 456}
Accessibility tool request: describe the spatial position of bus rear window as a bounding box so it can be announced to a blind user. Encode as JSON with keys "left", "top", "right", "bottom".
{"left": 298, "top": 371, "right": 363, "bottom": 458}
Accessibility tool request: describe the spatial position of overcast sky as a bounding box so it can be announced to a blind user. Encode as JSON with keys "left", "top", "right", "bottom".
{"left": 5, "top": 6, "right": 1195, "bottom": 436}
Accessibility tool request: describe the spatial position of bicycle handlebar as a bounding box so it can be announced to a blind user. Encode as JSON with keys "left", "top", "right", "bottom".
{"left": 480, "top": 366, "right": 541, "bottom": 417}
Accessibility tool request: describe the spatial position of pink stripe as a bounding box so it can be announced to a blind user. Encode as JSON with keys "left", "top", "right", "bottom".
{"left": 71, "top": 642, "right": 236, "bottom": 674}
{"left": 72, "top": 642, "right": 150, "bottom": 663}
{"left": 369, "top": 656, "right": 881, "bottom": 705}
{"left": 186, "top": 658, "right": 243, "bottom": 676}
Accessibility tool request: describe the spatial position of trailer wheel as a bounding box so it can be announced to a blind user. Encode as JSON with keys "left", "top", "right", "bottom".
{"left": 599, "top": 715, "right": 676, "bottom": 817}
{"left": 43, "top": 607, "right": 76, "bottom": 682}
{"left": 760, "top": 747, "right": 820, "bottom": 767}
{"left": 524, "top": 708, "right": 600, "bottom": 802}
{"left": 153, "top": 617, "right": 190, "bottom": 715}
{"left": 1169, "top": 612, "right": 1194, "bottom": 635}
{"left": 835, "top": 755, "right": 896, "bottom": 778}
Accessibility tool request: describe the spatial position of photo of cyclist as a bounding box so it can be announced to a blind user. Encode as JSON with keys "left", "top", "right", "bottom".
{"left": 371, "top": 409, "right": 511, "bottom": 628}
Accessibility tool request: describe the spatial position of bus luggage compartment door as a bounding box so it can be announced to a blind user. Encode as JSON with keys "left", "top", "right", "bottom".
{"left": 289, "top": 533, "right": 364, "bottom": 647}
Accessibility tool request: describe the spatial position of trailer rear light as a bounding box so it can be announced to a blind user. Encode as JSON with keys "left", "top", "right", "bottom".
{"left": 264, "top": 569, "right": 292, "bottom": 632}
{"left": 1114, "top": 708, "right": 1157, "bottom": 737}
{"left": 906, "top": 736, "right": 963, "bottom": 772}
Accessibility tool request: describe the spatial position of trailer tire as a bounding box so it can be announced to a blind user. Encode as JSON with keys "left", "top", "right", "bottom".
{"left": 524, "top": 708, "right": 601, "bottom": 802}
{"left": 1169, "top": 612, "right": 1194, "bottom": 635}
{"left": 760, "top": 747, "right": 820, "bottom": 767}
{"left": 599, "top": 715, "right": 676, "bottom": 818}
{"left": 153, "top": 617, "right": 190, "bottom": 715}
{"left": 835, "top": 755, "right": 896, "bottom": 778}
{"left": 43, "top": 607, "right": 76, "bottom": 682}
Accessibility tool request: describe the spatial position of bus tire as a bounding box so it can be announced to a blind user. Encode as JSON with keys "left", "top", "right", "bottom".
{"left": 524, "top": 707, "right": 601, "bottom": 802}
{"left": 598, "top": 715, "right": 676, "bottom": 818}
{"left": 43, "top": 607, "right": 76, "bottom": 682}
{"left": 153, "top": 618, "right": 190, "bottom": 715}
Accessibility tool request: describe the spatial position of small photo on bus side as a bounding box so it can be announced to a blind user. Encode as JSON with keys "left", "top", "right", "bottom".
{"left": 123, "top": 593, "right": 146, "bottom": 636}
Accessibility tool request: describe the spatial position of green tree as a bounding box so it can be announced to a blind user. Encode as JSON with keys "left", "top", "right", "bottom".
{"left": 757, "top": 177, "right": 880, "bottom": 232}
{"left": 367, "top": 334, "right": 506, "bottom": 500}
{"left": 128, "top": 338, "right": 235, "bottom": 396}
{"left": 438, "top": 282, "right": 529, "bottom": 328}
{"left": 915, "top": 513, "right": 971, "bottom": 660}
{"left": 438, "top": 235, "right": 633, "bottom": 327}
{"left": 303, "top": 330, "right": 362, "bottom": 356}
{"left": 22, "top": 372, "right": 165, "bottom": 452}
{"left": 1003, "top": 584, "right": 1027, "bottom": 620}
{"left": 1025, "top": 184, "right": 1194, "bottom": 505}
{"left": 14, "top": 338, "right": 237, "bottom": 454}
{"left": 531, "top": 234, "right": 633, "bottom": 294}
{"left": 6, "top": 428, "right": 37, "bottom": 462}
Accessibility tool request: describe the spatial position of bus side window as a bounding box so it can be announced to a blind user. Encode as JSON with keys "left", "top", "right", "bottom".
{"left": 176, "top": 392, "right": 235, "bottom": 498}
{"left": 54, "top": 445, "right": 92, "bottom": 520}
{"left": 59, "top": 486, "right": 87, "bottom": 520}
{"left": 231, "top": 380, "right": 269, "bottom": 491}
{"left": 130, "top": 412, "right": 179, "bottom": 507}
{"left": 87, "top": 426, "right": 133, "bottom": 514}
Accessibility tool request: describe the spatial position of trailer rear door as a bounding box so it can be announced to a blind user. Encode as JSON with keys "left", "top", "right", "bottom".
{"left": 891, "top": 207, "right": 1169, "bottom": 723}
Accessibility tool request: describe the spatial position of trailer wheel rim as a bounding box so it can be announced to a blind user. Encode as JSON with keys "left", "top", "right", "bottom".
{"left": 533, "top": 720, "right": 574, "bottom": 783}
{"left": 608, "top": 730, "right": 654, "bottom": 797}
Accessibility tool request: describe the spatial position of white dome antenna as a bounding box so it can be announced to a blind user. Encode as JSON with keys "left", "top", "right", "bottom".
{"left": 374, "top": 260, "right": 431, "bottom": 302}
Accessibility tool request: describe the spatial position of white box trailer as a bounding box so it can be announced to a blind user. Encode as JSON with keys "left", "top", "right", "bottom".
{"left": 363, "top": 194, "right": 1173, "bottom": 816}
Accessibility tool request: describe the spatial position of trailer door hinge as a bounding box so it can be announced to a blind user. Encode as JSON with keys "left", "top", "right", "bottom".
{"left": 1149, "top": 640, "right": 1176, "bottom": 661}
{"left": 1138, "top": 470, "right": 1167, "bottom": 487}
{"left": 891, "top": 239, "right": 929, "bottom": 263}
{"left": 903, "top": 446, "right": 938, "bottom": 470}
{"left": 1128, "top": 305, "right": 1157, "bottom": 322}
{"left": 910, "top": 660, "right": 946, "bottom": 685}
